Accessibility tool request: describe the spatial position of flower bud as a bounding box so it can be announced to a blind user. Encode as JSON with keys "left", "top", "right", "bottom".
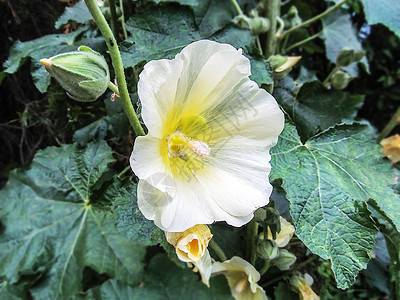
{"left": 336, "top": 48, "right": 355, "bottom": 67}
{"left": 267, "top": 216, "right": 295, "bottom": 247}
{"left": 40, "top": 46, "right": 110, "bottom": 102}
{"left": 331, "top": 70, "right": 353, "bottom": 90}
{"left": 233, "top": 15, "right": 270, "bottom": 36}
{"left": 353, "top": 50, "right": 365, "bottom": 62}
{"left": 269, "top": 55, "right": 301, "bottom": 81}
{"left": 273, "top": 249, "right": 297, "bottom": 270}
{"left": 381, "top": 134, "right": 400, "bottom": 163}
{"left": 258, "top": 239, "right": 279, "bottom": 260}
{"left": 165, "top": 224, "right": 213, "bottom": 262}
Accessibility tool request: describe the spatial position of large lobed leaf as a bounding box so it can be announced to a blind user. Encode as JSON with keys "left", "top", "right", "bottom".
{"left": 120, "top": 5, "right": 273, "bottom": 87}
{"left": 55, "top": 0, "right": 93, "bottom": 29}
{"left": 322, "top": 10, "right": 369, "bottom": 76}
{"left": 271, "top": 121, "right": 400, "bottom": 288}
{"left": 0, "top": 141, "right": 146, "bottom": 299}
{"left": 85, "top": 254, "right": 233, "bottom": 299}
{"left": 361, "top": 0, "right": 400, "bottom": 38}
{"left": 274, "top": 79, "right": 364, "bottom": 141}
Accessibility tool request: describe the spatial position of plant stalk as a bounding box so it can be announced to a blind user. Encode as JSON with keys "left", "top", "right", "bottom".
{"left": 246, "top": 218, "right": 258, "bottom": 266}
{"left": 281, "top": 0, "right": 348, "bottom": 39}
{"left": 284, "top": 32, "right": 321, "bottom": 53}
{"left": 265, "top": 0, "right": 280, "bottom": 57}
{"left": 209, "top": 240, "right": 227, "bottom": 262}
{"left": 230, "top": 0, "right": 243, "bottom": 15}
{"left": 378, "top": 106, "right": 400, "bottom": 142}
{"left": 259, "top": 260, "right": 270, "bottom": 276}
{"left": 108, "top": 81, "right": 119, "bottom": 95}
{"left": 84, "top": 0, "right": 145, "bottom": 136}
{"left": 322, "top": 66, "right": 338, "bottom": 86}
{"left": 108, "top": 0, "right": 120, "bottom": 42}
{"left": 119, "top": 0, "right": 128, "bottom": 39}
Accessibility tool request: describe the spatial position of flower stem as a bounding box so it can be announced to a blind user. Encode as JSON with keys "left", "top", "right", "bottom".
{"left": 84, "top": 0, "right": 145, "bottom": 136}
{"left": 262, "top": 255, "right": 318, "bottom": 288}
{"left": 322, "top": 66, "right": 338, "bottom": 86}
{"left": 259, "top": 260, "right": 270, "bottom": 276}
{"left": 108, "top": 81, "right": 119, "bottom": 95}
{"left": 230, "top": 0, "right": 243, "bottom": 15}
{"left": 284, "top": 32, "right": 321, "bottom": 53}
{"left": 118, "top": 165, "right": 131, "bottom": 179}
{"left": 281, "top": 0, "right": 347, "bottom": 40}
{"left": 119, "top": 0, "right": 128, "bottom": 39}
{"left": 246, "top": 218, "right": 258, "bottom": 266}
{"left": 209, "top": 240, "right": 227, "bottom": 262}
{"left": 377, "top": 106, "right": 400, "bottom": 142}
{"left": 109, "top": 0, "right": 120, "bottom": 42}
{"left": 265, "top": 0, "right": 280, "bottom": 58}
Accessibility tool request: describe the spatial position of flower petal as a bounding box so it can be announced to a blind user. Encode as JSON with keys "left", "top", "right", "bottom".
{"left": 138, "top": 58, "right": 183, "bottom": 137}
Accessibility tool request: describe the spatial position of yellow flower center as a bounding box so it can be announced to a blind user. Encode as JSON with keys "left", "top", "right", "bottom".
{"left": 161, "top": 115, "right": 211, "bottom": 180}
{"left": 176, "top": 234, "right": 205, "bottom": 261}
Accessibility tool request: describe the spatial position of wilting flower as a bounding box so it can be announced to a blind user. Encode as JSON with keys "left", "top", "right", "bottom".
{"left": 291, "top": 273, "right": 320, "bottom": 300}
{"left": 212, "top": 256, "right": 267, "bottom": 300}
{"left": 130, "top": 40, "right": 284, "bottom": 232}
{"left": 381, "top": 134, "right": 400, "bottom": 163}
{"left": 267, "top": 216, "right": 295, "bottom": 247}
{"left": 166, "top": 224, "right": 213, "bottom": 286}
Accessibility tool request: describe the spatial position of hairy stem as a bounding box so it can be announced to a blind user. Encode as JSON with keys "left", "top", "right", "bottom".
{"left": 265, "top": 0, "right": 280, "bottom": 57}
{"left": 281, "top": 0, "right": 348, "bottom": 39}
{"left": 84, "top": 0, "right": 145, "bottom": 136}
{"left": 246, "top": 219, "right": 258, "bottom": 266}
{"left": 119, "top": 0, "right": 128, "bottom": 39}
{"left": 108, "top": 81, "right": 119, "bottom": 95}
{"left": 284, "top": 32, "right": 321, "bottom": 53}
{"left": 209, "top": 240, "right": 227, "bottom": 262}
{"left": 378, "top": 106, "right": 400, "bottom": 142}
{"left": 108, "top": 0, "right": 119, "bottom": 42}
{"left": 230, "top": 0, "right": 243, "bottom": 15}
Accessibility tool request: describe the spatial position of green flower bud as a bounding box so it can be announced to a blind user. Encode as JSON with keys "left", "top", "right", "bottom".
{"left": 331, "top": 70, "right": 353, "bottom": 90}
{"left": 273, "top": 249, "right": 297, "bottom": 271}
{"left": 268, "top": 55, "right": 288, "bottom": 70}
{"left": 233, "top": 15, "right": 270, "bottom": 36}
{"left": 258, "top": 239, "right": 279, "bottom": 260}
{"left": 336, "top": 48, "right": 355, "bottom": 67}
{"left": 40, "top": 46, "right": 110, "bottom": 102}
{"left": 353, "top": 50, "right": 366, "bottom": 62}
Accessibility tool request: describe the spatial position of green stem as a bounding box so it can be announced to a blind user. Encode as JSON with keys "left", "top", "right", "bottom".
{"left": 109, "top": 0, "right": 119, "bottom": 42}
{"left": 259, "top": 260, "right": 270, "bottom": 276}
{"left": 230, "top": 0, "right": 243, "bottom": 15}
{"left": 377, "top": 106, "right": 400, "bottom": 142}
{"left": 256, "top": 36, "right": 263, "bottom": 54}
{"left": 246, "top": 219, "right": 258, "bottom": 266}
{"left": 262, "top": 255, "right": 319, "bottom": 288}
{"left": 322, "top": 66, "right": 338, "bottom": 86}
{"left": 265, "top": 0, "right": 280, "bottom": 57}
{"left": 108, "top": 81, "right": 119, "bottom": 95}
{"left": 118, "top": 165, "right": 131, "bottom": 179}
{"left": 284, "top": 32, "right": 321, "bottom": 53}
{"left": 209, "top": 240, "right": 227, "bottom": 262}
{"left": 84, "top": 0, "right": 145, "bottom": 136}
{"left": 119, "top": 0, "right": 128, "bottom": 39}
{"left": 281, "top": 0, "right": 347, "bottom": 39}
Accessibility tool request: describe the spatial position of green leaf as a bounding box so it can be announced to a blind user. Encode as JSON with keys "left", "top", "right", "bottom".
{"left": 361, "top": 0, "right": 400, "bottom": 38}
{"left": 3, "top": 27, "right": 104, "bottom": 93}
{"left": 321, "top": 10, "right": 369, "bottom": 76}
{"left": 192, "top": 0, "right": 237, "bottom": 37}
{"left": 55, "top": 0, "right": 93, "bottom": 29}
{"left": 120, "top": 6, "right": 202, "bottom": 68}
{"left": 0, "top": 281, "right": 26, "bottom": 300}
{"left": 274, "top": 80, "right": 364, "bottom": 141}
{"left": 0, "top": 141, "right": 146, "bottom": 299}
{"left": 86, "top": 254, "right": 233, "bottom": 299}
{"left": 270, "top": 121, "right": 400, "bottom": 288}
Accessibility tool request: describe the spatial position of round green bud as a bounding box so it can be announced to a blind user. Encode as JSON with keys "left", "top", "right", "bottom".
{"left": 272, "top": 249, "right": 297, "bottom": 271}
{"left": 40, "top": 46, "right": 110, "bottom": 102}
{"left": 336, "top": 48, "right": 355, "bottom": 67}
{"left": 268, "top": 55, "right": 288, "bottom": 70}
{"left": 353, "top": 50, "right": 366, "bottom": 62}
{"left": 331, "top": 70, "right": 353, "bottom": 90}
{"left": 250, "top": 17, "right": 270, "bottom": 35}
{"left": 258, "top": 239, "right": 279, "bottom": 260}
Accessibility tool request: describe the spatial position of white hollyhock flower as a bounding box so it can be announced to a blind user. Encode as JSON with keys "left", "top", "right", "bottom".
{"left": 130, "top": 40, "right": 284, "bottom": 232}
{"left": 212, "top": 256, "right": 267, "bottom": 300}
{"left": 267, "top": 216, "right": 295, "bottom": 247}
